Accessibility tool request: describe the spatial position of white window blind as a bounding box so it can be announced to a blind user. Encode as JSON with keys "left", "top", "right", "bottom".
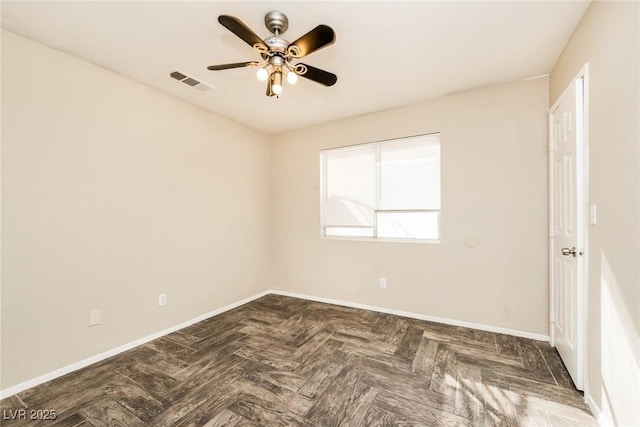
{"left": 322, "top": 145, "right": 375, "bottom": 228}
{"left": 321, "top": 133, "right": 441, "bottom": 241}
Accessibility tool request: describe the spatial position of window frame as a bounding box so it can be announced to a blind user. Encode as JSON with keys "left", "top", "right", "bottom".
{"left": 319, "top": 133, "right": 441, "bottom": 243}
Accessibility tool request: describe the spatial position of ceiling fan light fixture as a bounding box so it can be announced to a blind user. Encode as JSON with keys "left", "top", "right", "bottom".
{"left": 267, "top": 73, "right": 275, "bottom": 96}
{"left": 286, "top": 69, "right": 298, "bottom": 85}
{"left": 256, "top": 67, "right": 269, "bottom": 81}
{"left": 272, "top": 71, "right": 283, "bottom": 94}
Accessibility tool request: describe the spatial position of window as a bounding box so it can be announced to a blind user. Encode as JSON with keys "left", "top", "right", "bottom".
{"left": 320, "top": 133, "right": 441, "bottom": 241}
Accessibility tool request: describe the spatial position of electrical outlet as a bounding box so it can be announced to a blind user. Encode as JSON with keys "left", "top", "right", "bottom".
{"left": 89, "top": 310, "right": 100, "bottom": 327}
{"left": 158, "top": 293, "right": 167, "bottom": 307}
{"left": 379, "top": 278, "right": 387, "bottom": 288}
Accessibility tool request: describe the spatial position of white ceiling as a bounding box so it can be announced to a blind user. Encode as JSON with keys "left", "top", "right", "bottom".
{"left": 1, "top": 1, "right": 589, "bottom": 134}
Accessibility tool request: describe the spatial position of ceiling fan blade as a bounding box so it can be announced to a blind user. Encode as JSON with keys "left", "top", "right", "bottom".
{"left": 218, "top": 15, "right": 268, "bottom": 52}
{"left": 287, "top": 25, "right": 335, "bottom": 58}
{"left": 207, "top": 61, "right": 259, "bottom": 71}
{"left": 297, "top": 64, "right": 337, "bottom": 86}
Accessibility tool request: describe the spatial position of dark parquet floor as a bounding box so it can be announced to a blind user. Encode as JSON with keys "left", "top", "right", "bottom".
{"left": 1, "top": 295, "right": 597, "bottom": 426}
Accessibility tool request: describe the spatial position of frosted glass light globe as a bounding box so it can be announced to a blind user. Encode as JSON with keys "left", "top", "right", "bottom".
{"left": 256, "top": 68, "right": 269, "bottom": 81}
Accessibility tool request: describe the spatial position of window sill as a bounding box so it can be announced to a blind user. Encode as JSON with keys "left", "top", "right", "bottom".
{"left": 320, "top": 236, "right": 441, "bottom": 244}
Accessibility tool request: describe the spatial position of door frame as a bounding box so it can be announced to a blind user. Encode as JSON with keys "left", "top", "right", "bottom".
{"left": 548, "top": 63, "right": 589, "bottom": 394}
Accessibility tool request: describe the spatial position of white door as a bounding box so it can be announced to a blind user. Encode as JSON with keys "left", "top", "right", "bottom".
{"left": 550, "top": 76, "right": 585, "bottom": 390}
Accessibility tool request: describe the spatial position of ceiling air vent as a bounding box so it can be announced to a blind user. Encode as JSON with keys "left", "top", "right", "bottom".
{"left": 169, "top": 70, "right": 214, "bottom": 92}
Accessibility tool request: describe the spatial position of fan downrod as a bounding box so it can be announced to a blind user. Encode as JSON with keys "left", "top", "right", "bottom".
{"left": 265, "top": 11, "right": 288, "bottom": 35}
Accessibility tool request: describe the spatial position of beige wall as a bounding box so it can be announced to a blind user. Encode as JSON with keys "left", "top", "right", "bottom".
{"left": 270, "top": 77, "right": 549, "bottom": 335}
{"left": 549, "top": 2, "right": 640, "bottom": 426}
{"left": 1, "top": 30, "right": 270, "bottom": 389}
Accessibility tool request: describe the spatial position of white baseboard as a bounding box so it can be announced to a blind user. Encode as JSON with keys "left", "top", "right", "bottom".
{"left": 271, "top": 290, "right": 550, "bottom": 341}
{"left": 586, "top": 393, "right": 612, "bottom": 427}
{"left": 0, "top": 290, "right": 270, "bottom": 400}
{"left": 1, "top": 288, "right": 549, "bottom": 399}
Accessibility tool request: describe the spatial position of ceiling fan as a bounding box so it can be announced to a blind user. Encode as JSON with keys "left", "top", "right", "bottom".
{"left": 207, "top": 11, "right": 337, "bottom": 97}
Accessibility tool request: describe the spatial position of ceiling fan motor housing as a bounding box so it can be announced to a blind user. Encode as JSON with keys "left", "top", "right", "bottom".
{"left": 264, "top": 36, "right": 289, "bottom": 54}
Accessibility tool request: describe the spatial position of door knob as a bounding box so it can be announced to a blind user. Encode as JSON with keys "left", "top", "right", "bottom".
{"left": 561, "top": 247, "right": 577, "bottom": 257}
